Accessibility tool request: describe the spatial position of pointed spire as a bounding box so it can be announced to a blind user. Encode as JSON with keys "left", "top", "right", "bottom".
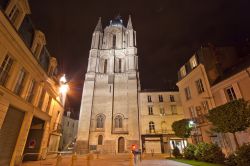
{"left": 127, "top": 15, "right": 133, "bottom": 29}
{"left": 94, "top": 17, "right": 102, "bottom": 32}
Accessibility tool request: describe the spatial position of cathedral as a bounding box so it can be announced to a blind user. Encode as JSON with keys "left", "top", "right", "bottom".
{"left": 77, "top": 16, "right": 140, "bottom": 154}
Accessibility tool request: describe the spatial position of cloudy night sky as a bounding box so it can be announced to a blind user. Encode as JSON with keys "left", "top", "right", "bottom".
{"left": 28, "top": 0, "right": 250, "bottom": 118}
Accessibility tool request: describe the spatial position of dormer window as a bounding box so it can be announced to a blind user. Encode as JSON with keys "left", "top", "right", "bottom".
{"left": 8, "top": 5, "right": 20, "bottom": 24}
{"left": 190, "top": 55, "right": 198, "bottom": 69}
{"left": 5, "top": 0, "right": 31, "bottom": 29}
{"left": 31, "top": 31, "right": 46, "bottom": 60}
{"left": 180, "top": 66, "right": 186, "bottom": 77}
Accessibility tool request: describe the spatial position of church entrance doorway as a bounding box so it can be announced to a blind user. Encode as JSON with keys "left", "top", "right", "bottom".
{"left": 118, "top": 137, "right": 125, "bottom": 153}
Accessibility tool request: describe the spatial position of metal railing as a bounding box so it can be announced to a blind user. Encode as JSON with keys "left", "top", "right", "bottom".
{"left": 146, "top": 129, "right": 174, "bottom": 134}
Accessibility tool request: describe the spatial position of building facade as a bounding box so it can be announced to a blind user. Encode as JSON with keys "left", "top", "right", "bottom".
{"left": 139, "top": 91, "right": 186, "bottom": 154}
{"left": 0, "top": 0, "right": 64, "bottom": 165}
{"left": 211, "top": 64, "right": 250, "bottom": 154}
{"left": 60, "top": 111, "right": 78, "bottom": 151}
{"left": 77, "top": 16, "right": 140, "bottom": 154}
{"left": 176, "top": 45, "right": 250, "bottom": 154}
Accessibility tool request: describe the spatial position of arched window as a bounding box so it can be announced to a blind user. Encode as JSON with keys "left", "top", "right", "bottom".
{"left": 98, "top": 135, "right": 103, "bottom": 145}
{"left": 113, "top": 35, "right": 116, "bottom": 48}
{"left": 97, "top": 115, "right": 104, "bottom": 128}
{"left": 149, "top": 121, "right": 155, "bottom": 132}
{"left": 104, "top": 59, "right": 108, "bottom": 74}
{"left": 115, "top": 115, "right": 122, "bottom": 128}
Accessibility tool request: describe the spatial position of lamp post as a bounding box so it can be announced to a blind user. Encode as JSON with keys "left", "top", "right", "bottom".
{"left": 189, "top": 120, "right": 198, "bottom": 144}
{"left": 59, "top": 74, "right": 69, "bottom": 106}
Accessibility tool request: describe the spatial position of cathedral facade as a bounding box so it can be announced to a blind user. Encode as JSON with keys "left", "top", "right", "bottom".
{"left": 77, "top": 16, "right": 140, "bottom": 154}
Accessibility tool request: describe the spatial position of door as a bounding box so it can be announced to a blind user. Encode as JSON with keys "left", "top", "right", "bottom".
{"left": 145, "top": 141, "right": 162, "bottom": 153}
{"left": 118, "top": 137, "right": 125, "bottom": 153}
{"left": 0, "top": 107, "right": 24, "bottom": 166}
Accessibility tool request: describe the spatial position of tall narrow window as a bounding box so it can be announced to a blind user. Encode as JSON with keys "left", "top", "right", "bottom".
{"left": 26, "top": 79, "right": 36, "bottom": 103}
{"left": 184, "top": 87, "right": 191, "bottom": 100}
{"left": 225, "top": 86, "right": 237, "bottom": 101}
{"left": 195, "top": 79, "right": 204, "bottom": 94}
{"left": 171, "top": 105, "right": 177, "bottom": 115}
{"left": 147, "top": 95, "right": 152, "bottom": 102}
{"left": 14, "top": 68, "right": 26, "bottom": 95}
{"left": 118, "top": 59, "right": 122, "bottom": 73}
{"left": 98, "top": 135, "right": 103, "bottom": 145}
{"left": 158, "top": 95, "right": 163, "bottom": 102}
{"left": 113, "top": 35, "right": 116, "bottom": 48}
{"left": 148, "top": 106, "right": 153, "bottom": 115}
{"left": 38, "top": 89, "right": 46, "bottom": 109}
{"left": 0, "top": 54, "right": 13, "bottom": 86}
{"left": 149, "top": 121, "right": 155, "bottom": 133}
{"left": 115, "top": 115, "right": 123, "bottom": 128}
{"left": 104, "top": 59, "right": 107, "bottom": 74}
{"left": 97, "top": 115, "right": 104, "bottom": 128}
{"left": 170, "top": 95, "right": 175, "bottom": 102}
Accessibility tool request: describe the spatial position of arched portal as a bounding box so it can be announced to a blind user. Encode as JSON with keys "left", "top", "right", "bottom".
{"left": 118, "top": 137, "right": 125, "bottom": 153}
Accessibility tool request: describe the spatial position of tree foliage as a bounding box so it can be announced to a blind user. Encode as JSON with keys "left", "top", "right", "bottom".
{"left": 206, "top": 99, "right": 250, "bottom": 133}
{"left": 172, "top": 119, "right": 192, "bottom": 138}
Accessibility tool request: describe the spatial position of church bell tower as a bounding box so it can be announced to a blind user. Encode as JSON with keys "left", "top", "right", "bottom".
{"left": 77, "top": 15, "right": 140, "bottom": 154}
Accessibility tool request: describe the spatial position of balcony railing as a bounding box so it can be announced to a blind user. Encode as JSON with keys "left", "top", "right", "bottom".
{"left": 146, "top": 129, "right": 174, "bottom": 134}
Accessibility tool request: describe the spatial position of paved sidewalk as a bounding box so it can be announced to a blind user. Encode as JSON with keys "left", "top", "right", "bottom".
{"left": 21, "top": 158, "right": 191, "bottom": 166}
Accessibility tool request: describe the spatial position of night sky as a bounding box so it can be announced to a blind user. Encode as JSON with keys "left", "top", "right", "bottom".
{"left": 29, "top": 0, "right": 250, "bottom": 119}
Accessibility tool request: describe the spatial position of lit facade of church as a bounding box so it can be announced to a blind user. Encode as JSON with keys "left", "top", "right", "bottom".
{"left": 77, "top": 16, "right": 140, "bottom": 154}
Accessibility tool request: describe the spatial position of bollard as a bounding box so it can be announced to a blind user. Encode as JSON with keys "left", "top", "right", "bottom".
{"left": 129, "top": 151, "right": 134, "bottom": 166}
{"left": 71, "top": 152, "right": 77, "bottom": 166}
{"left": 56, "top": 154, "right": 62, "bottom": 166}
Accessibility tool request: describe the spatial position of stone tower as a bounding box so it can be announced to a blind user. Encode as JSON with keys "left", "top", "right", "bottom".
{"left": 77, "top": 15, "right": 140, "bottom": 154}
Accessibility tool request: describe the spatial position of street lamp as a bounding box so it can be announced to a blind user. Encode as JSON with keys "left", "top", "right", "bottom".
{"left": 189, "top": 120, "right": 198, "bottom": 144}
{"left": 59, "top": 74, "right": 69, "bottom": 106}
